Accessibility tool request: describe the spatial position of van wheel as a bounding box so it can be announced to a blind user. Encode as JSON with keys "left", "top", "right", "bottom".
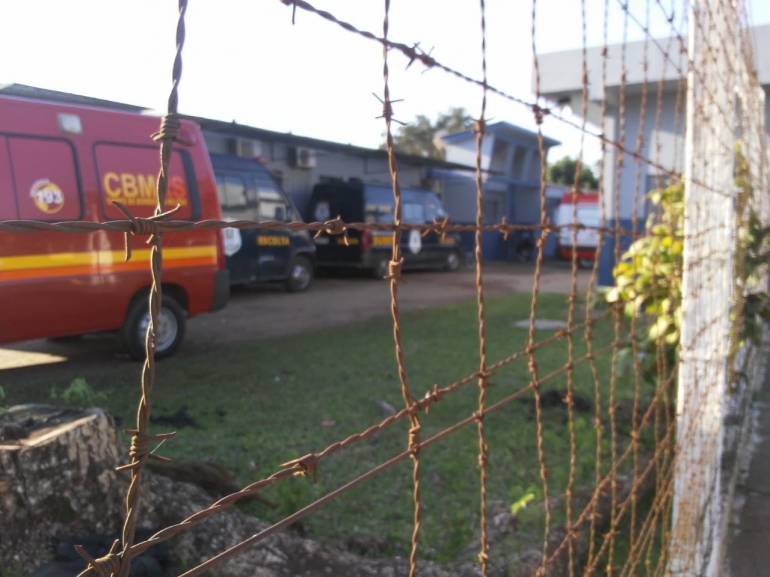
{"left": 445, "top": 250, "right": 461, "bottom": 272}
{"left": 286, "top": 256, "right": 314, "bottom": 292}
{"left": 122, "top": 295, "right": 186, "bottom": 360}
{"left": 373, "top": 258, "right": 390, "bottom": 280}
{"left": 578, "top": 258, "right": 593, "bottom": 270}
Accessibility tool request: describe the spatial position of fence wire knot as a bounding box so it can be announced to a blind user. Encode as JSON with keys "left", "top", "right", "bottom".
{"left": 373, "top": 93, "right": 405, "bottom": 125}
{"left": 408, "top": 423, "right": 421, "bottom": 457}
{"left": 422, "top": 384, "right": 445, "bottom": 414}
{"left": 531, "top": 104, "right": 550, "bottom": 125}
{"left": 497, "top": 216, "right": 510, "bottom": 240}
{"left": 478, "top": 370, "right": 494, "bottom": 389}
{"left": 151, "top": 113, "right": 191, "bottom": 146}
{"left": 281, "top": 453, "right": 319, "bottom": 483}
{"left": 386, "top": 258, "right": 404, "bottom": 281}
{"left": 115, "top": 430, "right": 176, "bottom": 472}
{"left": 75, "top": 539, "right": 121, "bottom": 577}
{"left": 405, "top": 42, "right": 436, "bottom": 71}
{"left": 111, "top": 201, "right": 182, "bottom": 262}
{"left": 424, "top": 216, "right": 450, "bottom": 241}
{"left": 314, "top": 216, "right": 349, "bottom": 244}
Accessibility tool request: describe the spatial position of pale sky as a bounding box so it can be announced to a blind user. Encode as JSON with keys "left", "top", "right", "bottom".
{"left": 0, "top": 0, "right": 768, "bottom": 166}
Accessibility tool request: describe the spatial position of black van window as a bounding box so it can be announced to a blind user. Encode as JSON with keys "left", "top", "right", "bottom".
{"left": 256, "top": 181, "right": 290, "bottom": 222}
{"left": 217, "top": 175, "right": 255, "bottom": 219}
{"left": 423, "top": 193, "right": 446, "bottom": 222}
{"left": 403, "top": 202, "right": 425, "bottom": 224}
{"left": 365, "top": 186, "right": 394, "bottom": 224}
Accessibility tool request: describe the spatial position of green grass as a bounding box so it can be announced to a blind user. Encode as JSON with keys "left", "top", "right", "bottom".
{"left": 4, "top": 292, "right": 653, "bottom": 564}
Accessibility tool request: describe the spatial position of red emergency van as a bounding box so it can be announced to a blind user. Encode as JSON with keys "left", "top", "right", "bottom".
{"left": 0, "top": 97, "right": 229, "bottom": 359}
{"left": 554, "top": 192, "right": 600, "bottom": 269}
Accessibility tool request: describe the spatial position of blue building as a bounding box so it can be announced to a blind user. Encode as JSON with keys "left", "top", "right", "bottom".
{"left": 434, "top": 122, "right": 560, "bottom": 261}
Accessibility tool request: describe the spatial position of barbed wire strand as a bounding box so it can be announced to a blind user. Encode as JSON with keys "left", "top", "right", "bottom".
{"left": 175, "top": 343, "right": 621, "bottom": 577}
{"left": 380, "top": 3, "right": 423, "bottom": 573}
{"left": 530, "top": 0, "right": 554, "bottom": 572}
{"left": 275, "top": 0, "right": 734, "bottom": 200}
{"left": 586, "top": 0, "right": 612, "bottom": 565}
{"left": 474, "top": 0, "right": 491, "bottom": 573}
{"left": 112, "top": 3, "right": 187, "bottom": 577}
{"left": 626, "top": 0, "right": 654, "bottom": 560}
{"left": 74, "top": 310, "right": 615, "bottom": 575}
{"left": 563, "top": 0, "right": 592, "bottom": 571}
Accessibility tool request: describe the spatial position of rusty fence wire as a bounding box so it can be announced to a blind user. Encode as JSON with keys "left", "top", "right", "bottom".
{"left": 2, "top": 0, "right": 768, "bottom": 575}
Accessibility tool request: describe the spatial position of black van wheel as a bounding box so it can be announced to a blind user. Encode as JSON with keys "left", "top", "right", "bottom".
{"left": 578, "top": 258, "right": 593, "bottom": 270}
{"left": 444, "top": 250, "right": 461, "bottom": 272}
{"left": 286, "top": 255, "right": 314, "bottom": 292}
{"left": 373, "top": 258, "right": 390, "bottom": 280}
{"left": 122, "top": 295, "right": 186, "bottom": 360}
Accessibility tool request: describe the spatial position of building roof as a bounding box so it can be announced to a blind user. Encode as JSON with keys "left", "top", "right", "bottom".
{"left": 0, "top": 83, "right": 485, "bottom": 173}
{"left": 187, "top": 116, "right": 478, "bottom": 172}
{"left": 537, "top": 23, "right": 770, "bottom": 100}
{"left": 441, "top": 120, "right": 560, "bottom": 147}
{"left": 0, "top": 83, "right": 147, "bottom": 112}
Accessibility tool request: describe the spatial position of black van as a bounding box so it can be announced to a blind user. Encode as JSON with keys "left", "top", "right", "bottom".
{"left": 210, "top": 154, "right": 316, "bottom": 292}
{"left": 307, "top": 181, "right": 462, "bottom": 278}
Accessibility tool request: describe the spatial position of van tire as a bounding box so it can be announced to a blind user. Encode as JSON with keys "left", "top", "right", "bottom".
{"left": 444, "top": 250, "right": 461, "bottom": 272}
{"left": 578, "top": 258, "right": 593, "bottom": 270}
{"left": 286, "top": 255, "right": 314, "bottom": 293}
{"left": 122, "top": 295, "right": 186, "bottom": 360}
{"left": 373, "top": 258, "right": 390, "bottom": 280}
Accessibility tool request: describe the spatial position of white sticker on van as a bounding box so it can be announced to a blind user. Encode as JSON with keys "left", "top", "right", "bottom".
{"left": 408, "top": 229, "right": 422, "bottom": 255}
{"left": 314, "top": 201, "right": 330, "bottom": 222}
{"left": 222, "top": 218, "right": 242, "bottom": 257}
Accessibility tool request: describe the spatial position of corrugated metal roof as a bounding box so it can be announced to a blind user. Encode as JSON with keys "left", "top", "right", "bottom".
{"left": 0, "top": 83, "right": 147, "bottom": 112}
{"left": 187, "top": 116, "right": 479, "bottom": 172}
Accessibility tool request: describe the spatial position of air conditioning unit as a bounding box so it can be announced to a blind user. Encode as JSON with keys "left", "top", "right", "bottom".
{"left": 230, "top": 138, "right": 261, "bottom": 159}
{"left": 293, "top": 147, "right": 317, "bottom": 169}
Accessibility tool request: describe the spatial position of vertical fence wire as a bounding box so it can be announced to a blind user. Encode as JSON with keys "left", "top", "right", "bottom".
{"left": 379, "top": 2, "right": 424, "bottom": 574}
{"left": 474, "top": 1, "right": 491, "bottom": 574}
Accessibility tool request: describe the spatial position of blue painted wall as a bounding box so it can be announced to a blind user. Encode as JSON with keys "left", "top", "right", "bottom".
{"left": 598, "top": 218, "right": 635, "bottom": 286}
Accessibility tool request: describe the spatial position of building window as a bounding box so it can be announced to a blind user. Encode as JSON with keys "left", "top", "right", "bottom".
{"left": 512, "top": 146, "right": 529, "bottom": 180}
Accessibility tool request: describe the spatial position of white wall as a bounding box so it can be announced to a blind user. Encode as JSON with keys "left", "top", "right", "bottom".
{"left": 444, "top": 136, "right": 492, "bottom": 169}
{"left": 602, "top": 90, "right": 687, "bottom": 222}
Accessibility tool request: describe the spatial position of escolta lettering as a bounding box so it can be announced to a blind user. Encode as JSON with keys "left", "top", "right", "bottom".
{"left": 102, "top": 172, "right": 188, "bottom": 207}
{"left": 257, "top": 235, "right": 290, "bottom": 246}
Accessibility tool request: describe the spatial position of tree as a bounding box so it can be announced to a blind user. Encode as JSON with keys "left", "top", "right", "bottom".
{"left": 382, "top": 107, "right": 475, "bottom": 159}
{"left": 546, "top": 156, "right": 599, "bottom": 190}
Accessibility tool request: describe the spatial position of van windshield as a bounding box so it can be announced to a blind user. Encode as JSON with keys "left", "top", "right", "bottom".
{"left": 577, "top": 206, "right": 600, "bottom": 228}
{"left": 423, "top": 192, "right": 446, "bottom": 221}
{"left": 365, "top": 186, "right": 395, "bottom": 224}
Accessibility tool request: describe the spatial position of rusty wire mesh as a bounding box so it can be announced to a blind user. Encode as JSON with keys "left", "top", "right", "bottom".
{"left": 2, "top": 0, "right": 768, "bottom": 575}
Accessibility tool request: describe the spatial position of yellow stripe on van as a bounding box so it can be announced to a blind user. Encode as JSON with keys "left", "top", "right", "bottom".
{"left": 0, "top": 246, "right": 217, "bottom": 272}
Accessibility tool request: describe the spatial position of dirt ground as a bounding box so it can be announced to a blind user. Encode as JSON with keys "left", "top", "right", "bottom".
{"left": 0, "top": 262, "right": 591, "bottom": 381}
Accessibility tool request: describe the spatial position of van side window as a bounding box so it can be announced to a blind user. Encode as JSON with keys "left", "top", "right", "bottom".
{"left": 9, "top": 137, "right": 82, "bottom": 221}
{"left": 256, "top": 181, "right": 290, "bottom": 222}
{"left": 217, "top": 175, "right": 256, "bottom": 220}
{"left": 403, "top": 202, "right": 425, "bottom": 224}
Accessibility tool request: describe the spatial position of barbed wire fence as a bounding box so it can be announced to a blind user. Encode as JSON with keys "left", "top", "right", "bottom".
{"left": 2, "top": 0, "right": 768, "bottom": 575}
